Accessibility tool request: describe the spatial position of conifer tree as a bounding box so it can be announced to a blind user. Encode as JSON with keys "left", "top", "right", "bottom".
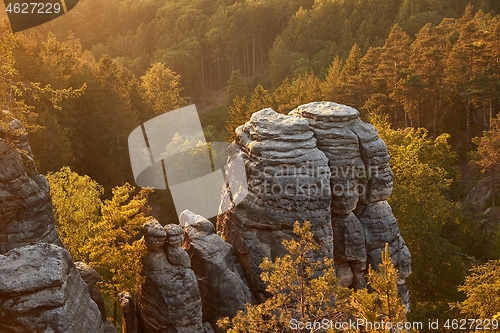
{"left": 376, "top": 24, "right": 411, "bottom": 127}
{"left": 83, "top": 183, "right": 152, "bottom": 322}
{"left": 321, "top": 56, "right": 343, "bottom": 102}
{"left": 218, "top": 221, "right": 350, "bottom": 333}
{"left": 226, "top": 70, "right": 248, "bottom": 107}
{"left": 249, "top": 84, "right": 272, "bottom": 111}
{"left": 140, "top": 62, "right": 186, "bottom": 114}
{"left": 225, "top": 95, "right": 251, "bottom": 141}
{"left": 472, "top": 114, "right": 500, "bottom": 206}
{"left": 454, "top": 260, "right": 500, "bottom": 319}
{"left": 350, "top": 244, "right": 408, "bottom": 333}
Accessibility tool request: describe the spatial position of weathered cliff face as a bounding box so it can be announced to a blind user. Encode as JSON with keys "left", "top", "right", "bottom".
{"left": 291, "top": 102, "right": 411, "bottom": 294}
{"left": 217, "top": 108, "right": 334, "bottom": 300}
{"left": 218, "top": 102, "right": 411, "bottom": 303}
{"left": 0, "top": 113, "right": 109, "bottom": 333}
{"left": 137, "top": 219, "right": 212, "bottom": 333}
{"left": 180, "top": 210, "right": 252, "bottom": 328}
{"left": 119, "top": 292, "right": 139, "bottom": 333}
{"left": 76, "top": 262, "right": 118, "bottom": 333}
{"left": 0, "top": 114, "right": 62, "bottom": 254}
{"left": 0, "top": 243, "right": 105, "bottom": 332}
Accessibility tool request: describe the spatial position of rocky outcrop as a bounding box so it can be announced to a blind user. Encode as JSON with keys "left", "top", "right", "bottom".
{"left": 76, "top": 262, "right": 117, "bottom": 333}
{"left": 119, "top": 292, "right": 139, "bottom": 333}
{"left": 291, "top": 102, "right": 410, "bottom": 293}
{"left": 0, "top": 112, "right": 111, "bottom": 333}
{"left": 218, "top": 102, "right": 411, "bottom": 303}
{"left": 137, "top": 219, "right": 211, "bottom": 333}
{"left": 0, "top": 112, "right": 62, "bottom": 254}
{"left": 0, "top": 243, "right": 105, "bottom": 332}
{"left": 217, "top": 108, "right": 334, "bottom": 300}
{"left": 180, "top": 210, "right": 252, "bottom": 328}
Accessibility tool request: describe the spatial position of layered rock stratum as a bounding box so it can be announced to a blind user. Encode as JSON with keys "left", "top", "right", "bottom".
{"left": 137, "top": 219, "right": 213, "bottom": 333}
{"left": 217, "top": 108, "right": 334, "bottom": 300}
{"left": 0, "top": 102, "right": 411, "bottom": 332}
{"left": 218, "top": 102, "right": 411, "bottom": 302}
{"left": 0, "top": 112, "right": 112, "bottom": 333}
{"left": 180, "top": 210, "right": 252, "bottom": 328}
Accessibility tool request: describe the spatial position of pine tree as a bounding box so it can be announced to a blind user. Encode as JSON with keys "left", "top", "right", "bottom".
{"left": 321, "top": 56, "right": 343, "bottom": 102}
{"left": 409, "top": 21, "right": 454, "bottom": 135}
{"left": 454, "top": 260, "right": 500, "bottom": 319}
{"left": 83, "top": 183, "right": 152, "bottom": 323}
{"left": 350, "top": 244, "right": 408, "bottom": 333}
{"left": 218, "top": 221, "right": 350, "bottom": 333}
{"left": 376, "top": 24, "right": 411, "bottom": 127}
{"left": 226, "top": 70, "right": 248, "bottom": 107}
{"left": 140, "top": 62, "right": 186, "bottom": 114}
{"left": 444, "top": 8, "right": 491, "bottom": 154}
{"left": 249, "top": 84, "right": 272, "bottom": 111}
{"left": 472, "top": 114, "right": 500, "bottom": 206}
{"left": 225, "top": 95, "right": 251, "bottom": 141}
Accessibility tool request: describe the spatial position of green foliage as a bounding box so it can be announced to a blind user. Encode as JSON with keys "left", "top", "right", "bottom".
{"left": 219, "top": 222, "right": 410, "bottom": 333}
{"left": 454, "top": 260, "right": 500, "bottom": 319}
{"left": 0, "top": 29, "right": 84, "bottom": 132}
{"left": 48, "top": 167, "right": 151, "bottom": 302}
{"left": 225, "top": 95, "right": 251, "bottom": 141}
{"left": 83, "top": 183, "right": 151, "bottom": 300}
{"left": 351, "top": 244, "right": 409, "bottom": 332}
{"left": 47, "top": 166, "right": 103, "bottom": 262}
{"left": 226, "top": 69, "right": 248, "bottom": 107}
{"left": 225, "top": 84, "right": 273, "bottom": 140}
{"left": 218, "top": 221, "right": 349, "bottom": 333}
{"left": 140, "top": 62, "right": 186, "bottom": 115}
{"left": 370, "top": 114, "right": 484, "bottom": 322}
{"left": 472, "top": 113, "right": 500, "bottom": 206}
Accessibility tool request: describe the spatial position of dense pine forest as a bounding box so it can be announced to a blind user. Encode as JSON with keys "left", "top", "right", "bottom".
{"left": 2, "top": 0, "right": 500, "bottom": 330}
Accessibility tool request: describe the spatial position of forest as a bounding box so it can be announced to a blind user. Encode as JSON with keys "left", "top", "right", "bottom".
{"left": 2, "top": 0, "right": 500, "bottom": 331}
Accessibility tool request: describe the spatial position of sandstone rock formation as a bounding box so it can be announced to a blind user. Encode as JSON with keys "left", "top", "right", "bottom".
{"left": 0, "top": 112, "right": 62, "bottom": 254}
{"left": 0, "top": 243, "right": 105, "bottom": 332}
{"left": 218, "top": 102, "right": 411, "bottom": 303}
{"left": 0, "top": 112, "right": 111, "bottom": 333}
{"left": 76, "top": 262, "right": 118, "bottom": 333}
{"left": 217, "top": 108, "right": 334, "bottom": 300}
{"left": 119, "top": 292, "right": 139, "bottom": 333}
{"left": 137, "top": 218, "right": 212, "bottom": 333}
{"left": 291, "top": 102, "right": 411, "bottom": 293}
{"left": 180, "top": 210, "right": 252, "bottom": 328}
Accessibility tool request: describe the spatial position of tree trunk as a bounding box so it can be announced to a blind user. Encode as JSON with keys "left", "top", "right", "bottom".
{"left": 466, "top": 101, "right": 471, "bottom": 156}
{"left": 484, "top": 103, "right": 488, "bottom": 130}
{"left": 394, "top": 106, "right": 398, "bottom": 128}
{"left": 200, "top": 49, "right": 205, "bottom": 94}
{"left": 490, "top": 99, "right": 494, "bottom": 129}
{"left": 113, "top": 286, "right": 118, "bottom": 324}
{"left": 252, "top": 35, "right": 255, "bottom": 77}
{"left": 433, "top": 98, "right": 438, "bottom": 138}
{"left": 217, "top": 54, "right": 221, "bottom": 91}
{"left": 492, "top": 168, "right": 496, "bottom": 207}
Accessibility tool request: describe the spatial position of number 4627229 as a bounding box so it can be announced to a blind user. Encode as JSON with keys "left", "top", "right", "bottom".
{"left": 5, "top": 2, "right": 62, "bottom": 14}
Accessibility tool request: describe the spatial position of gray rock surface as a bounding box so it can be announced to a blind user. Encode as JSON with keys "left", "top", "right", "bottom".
{"left": 119, "top": 292, "right": 138, "bottom": 333}
{"left": 219, "top": 102, "right": 410, "bottom": 304}
{"left": 0, "top": 113, "right": 115, "bottom": 333}
{"left": 217, "top": 108, "right": 334, "bottom": 299}
{"left": 0, "top": 243, "right": 105, "bottom": 333}
{"left": 180, "top": 210, "right": 252, "bottom": 328}
{"left": 137, "top": 219, "right": 206, "bottom": 333}
{"left": 0, "top": 113, "right": 62, "bottom": 254}
{"left": 290, "top": 102, "right": 409, "bottom": 292}
{"left": 75, "top": 262, "right": 117, "bottom": 333}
